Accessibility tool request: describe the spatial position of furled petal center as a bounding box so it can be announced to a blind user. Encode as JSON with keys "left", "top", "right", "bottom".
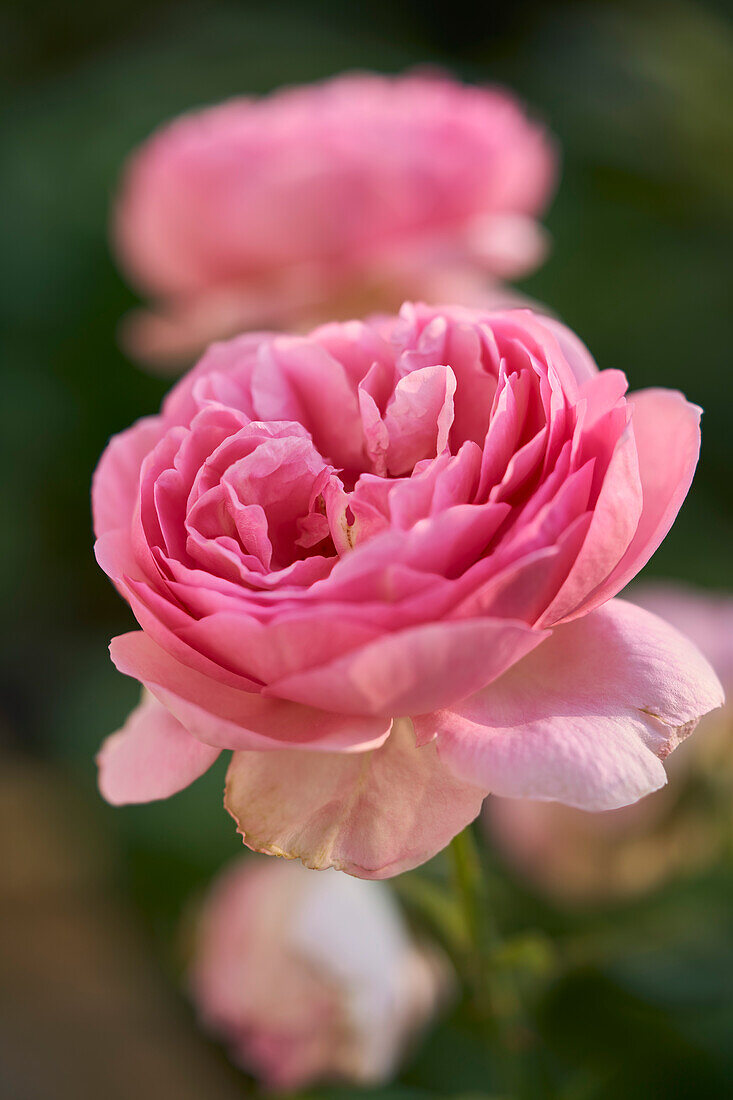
{"left": 186, "top": 433, "right": 340, "bottom": 574}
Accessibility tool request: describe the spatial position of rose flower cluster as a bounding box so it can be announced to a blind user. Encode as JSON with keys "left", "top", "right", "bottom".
{"left": 94, "top": 302, "right": 722, "bottom": 878}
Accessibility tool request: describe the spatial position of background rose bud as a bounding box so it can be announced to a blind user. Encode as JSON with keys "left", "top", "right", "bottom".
{"left": 93, "top": 302, "right": 723, "bottom": 878}
{"left": 189, "top": 858, "right": 450, "bottom": 1089}
{"left": 484, "top": 584, "right": 733, "bottom": 904}
{"left": 113, "top": 71, "right": 557, "bottom": 367}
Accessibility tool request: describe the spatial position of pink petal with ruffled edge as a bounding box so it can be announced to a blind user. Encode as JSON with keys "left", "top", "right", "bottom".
{"left": 97, "top": 693, "right": 220, "bottom": 804}
{"left": 224, "top": 718, "right": 486, "bottom": 878}
{"left": 414, "top": 599, "right": 723, "bottom": 811}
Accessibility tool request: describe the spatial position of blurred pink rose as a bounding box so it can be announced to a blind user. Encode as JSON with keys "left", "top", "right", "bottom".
{"left": 93, "top": 302, "right": 722, "bottom": 877}
{"left": 113, "top": 71, "right": 557, "bottom": 367}
{"left": 189, "top": 858, "right": 449, "bottom": 1089}
{"left": 485, "top": 584, "right": 733, "bottom": 902}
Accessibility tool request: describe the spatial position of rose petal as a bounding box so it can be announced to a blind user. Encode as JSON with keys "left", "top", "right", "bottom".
{"left": 252, "top": 336, "right": 365, "bottom": 470}
{"left": 540, "top": 317, "right": 599, "bottom": 385}
{"left": 465, "top": 212, "right": 549, "bottom": 280}
{"left": 110, "top": 631, "right": 392, "bottom": 752}
{"left": 224, "top": 718, "right": 486, "bottom": 878}
{"left": 383, "top": 364, "right": 456, "bottom": 476}
{"left": 630, "top": 582, "right": 733, "bottom": 689}
{"left": 160, "top": 330, "right": 265, "bottom": 424}
{"left": 414, "top": 598, "right": 723, "bottom": 811}
{"left": 97, "top": 692, "right": 220, "bottom": 805}
{"left": 561, "top": 390, "right": 701, "bottom": 619}
{"left": 265, "top": 616, "right": 548, "bottom": 717}
{"left": 92, "top": 416, "right": 163, "bottom": 539}
{"left": 542, "top": 421, "right": 642, "bottom": 624}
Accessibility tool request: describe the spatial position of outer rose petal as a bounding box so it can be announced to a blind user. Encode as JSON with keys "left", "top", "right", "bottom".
{"left": 540, "top": 317, "right": 598, "bottom": 385}
{"left": 414, "top": 599, "right": 723, "bottom": 811}
{"left": 265, "top": 617, "right": 549, "bottom": 717}
{"left": 91, "top": 416, "right": 163, "bottom": 538}
{"left": 630, "top": 582, "right": 733, "bottom": 688}
{"left": 561, "top": 390, "right": 701, "bottom": 620}
{"left": 110, "top": 631, "right": 391, "bottom": 752}
{"left": 542, "top": 421, "right": 642, "bottom": 624}
{"left": 224, "top": 718, "right": 486, "bottom": 879}
{"left": 97, "top": 693, "right": 220, "bottom": 805}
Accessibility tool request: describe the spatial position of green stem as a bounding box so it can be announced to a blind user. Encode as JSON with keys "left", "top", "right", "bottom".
{"left": 449, "top": 826, "right": 537, "bottom": 1097}
{"left": 450, "top": 823, "right": 490, "bottom": 948}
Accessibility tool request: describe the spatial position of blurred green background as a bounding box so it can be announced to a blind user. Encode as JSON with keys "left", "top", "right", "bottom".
{"left": 1, "top": 1, "right": 732, "bottom": 1097}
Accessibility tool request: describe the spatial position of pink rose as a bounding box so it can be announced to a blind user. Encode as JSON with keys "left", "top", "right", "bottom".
{"left": 189, "top": 857, "right": 449, "bottom": 1089}
{"left": 484, "top": 584, "right": 733, "bottom": 902}
{"left": 93, "top": 302, "right": 722, "bottom": 878}
{"left": 113, "top": 72, "right": 557, "bottom": 367}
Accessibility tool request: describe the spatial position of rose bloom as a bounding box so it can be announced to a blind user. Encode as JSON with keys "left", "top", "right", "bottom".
{"left": 485, "top": 584, "right": 733, "bottom": 903}
{"left": 189, "top": 857, "right": 449, "bottom": 1089}
{"left": 93, "top": 302, "right": 723, "bottom": 878}
{"left": 113, "top": 71, "right": 556, "bottom": 367}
